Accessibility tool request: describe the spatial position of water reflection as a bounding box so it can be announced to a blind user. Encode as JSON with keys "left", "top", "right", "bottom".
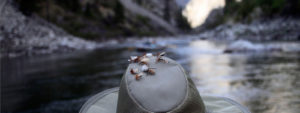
{"left": 1, "top": 49, "right": 128, "bottom": 112}
{"left": 189, "top": 41, "right": 232, "bottom": 94}
{"left": 186, "top": 40, "right": 300, "bottom": 113}
{"left": 1, "top": 39, "right": 299, "bottom": 113}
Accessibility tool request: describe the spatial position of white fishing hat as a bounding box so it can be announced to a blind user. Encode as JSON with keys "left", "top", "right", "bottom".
{"left": 80, "top": 53, "right": 250, "bottom": 113}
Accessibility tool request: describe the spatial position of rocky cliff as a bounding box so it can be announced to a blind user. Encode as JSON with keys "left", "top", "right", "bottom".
{"left": 0, "top": 0, "right": 186, "bottom": 57}
{"left": 12, "top": 0, "right": 184, "bottom": 39}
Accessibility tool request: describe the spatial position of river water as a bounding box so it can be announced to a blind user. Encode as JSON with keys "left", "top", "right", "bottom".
{"left": 1, "top": 37, "right": 300, "bottom": 113}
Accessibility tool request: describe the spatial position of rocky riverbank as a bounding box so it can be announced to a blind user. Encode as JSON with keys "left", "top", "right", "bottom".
{"left": 0, "top": 0, "right": 99, "bottom": 57}
{"left": 197, "top": 18, "right": 300, "bottom": 41}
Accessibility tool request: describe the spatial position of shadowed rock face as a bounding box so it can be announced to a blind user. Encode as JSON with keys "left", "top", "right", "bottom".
{"left": 120, "top": 0, "right": 179, "bottom": 34}
{"left": 9, "top": 0, "right": 184, "bottom": 40}
{"left": 194, "top": 8, "right": 224, "bottom": 32}
{"left": 132, "top": 0, "right": 181, "bottom": 26}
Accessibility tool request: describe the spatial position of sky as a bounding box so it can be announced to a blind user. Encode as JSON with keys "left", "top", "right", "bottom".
{"left": 179, "top": 0, "right": 225, "bottom": 28}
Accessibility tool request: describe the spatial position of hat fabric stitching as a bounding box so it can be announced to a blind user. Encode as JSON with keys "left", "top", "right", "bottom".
{"left": 79, "top": 87, "right": 119, "bottom": 113}
{"left": 124, "top": 64, "right": 153, "bottom": 112}
{"left": 221, "top": 97, "right": 251, "bottom": 113}
{"left": 125, "top": 56, "right": 188, "bottom": 113}
{"left": 167, "top": 61, "right": 189, "bottom": 113}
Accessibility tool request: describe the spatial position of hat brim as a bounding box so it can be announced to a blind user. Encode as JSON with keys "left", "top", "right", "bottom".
{"left": 80, "top": 87, "right": 250, "bottom": 113}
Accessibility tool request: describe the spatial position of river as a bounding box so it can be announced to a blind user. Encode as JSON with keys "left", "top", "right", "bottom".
{"left": 1, "top": 37, "right": 300, "bottom": 113}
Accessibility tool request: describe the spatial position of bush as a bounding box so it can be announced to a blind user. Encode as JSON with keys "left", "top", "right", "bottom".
{"left": 224, "top": 0, "right": 299, "bottom": 21}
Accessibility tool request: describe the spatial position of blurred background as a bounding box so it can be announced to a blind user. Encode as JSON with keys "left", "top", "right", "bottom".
{"left": 1, "top": 0, "right": 300, "bottom": 113}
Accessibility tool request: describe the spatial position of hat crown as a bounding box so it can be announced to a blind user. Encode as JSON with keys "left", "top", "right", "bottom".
{"left": 117, "top": 55, "right": 206, "bottom": 113}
